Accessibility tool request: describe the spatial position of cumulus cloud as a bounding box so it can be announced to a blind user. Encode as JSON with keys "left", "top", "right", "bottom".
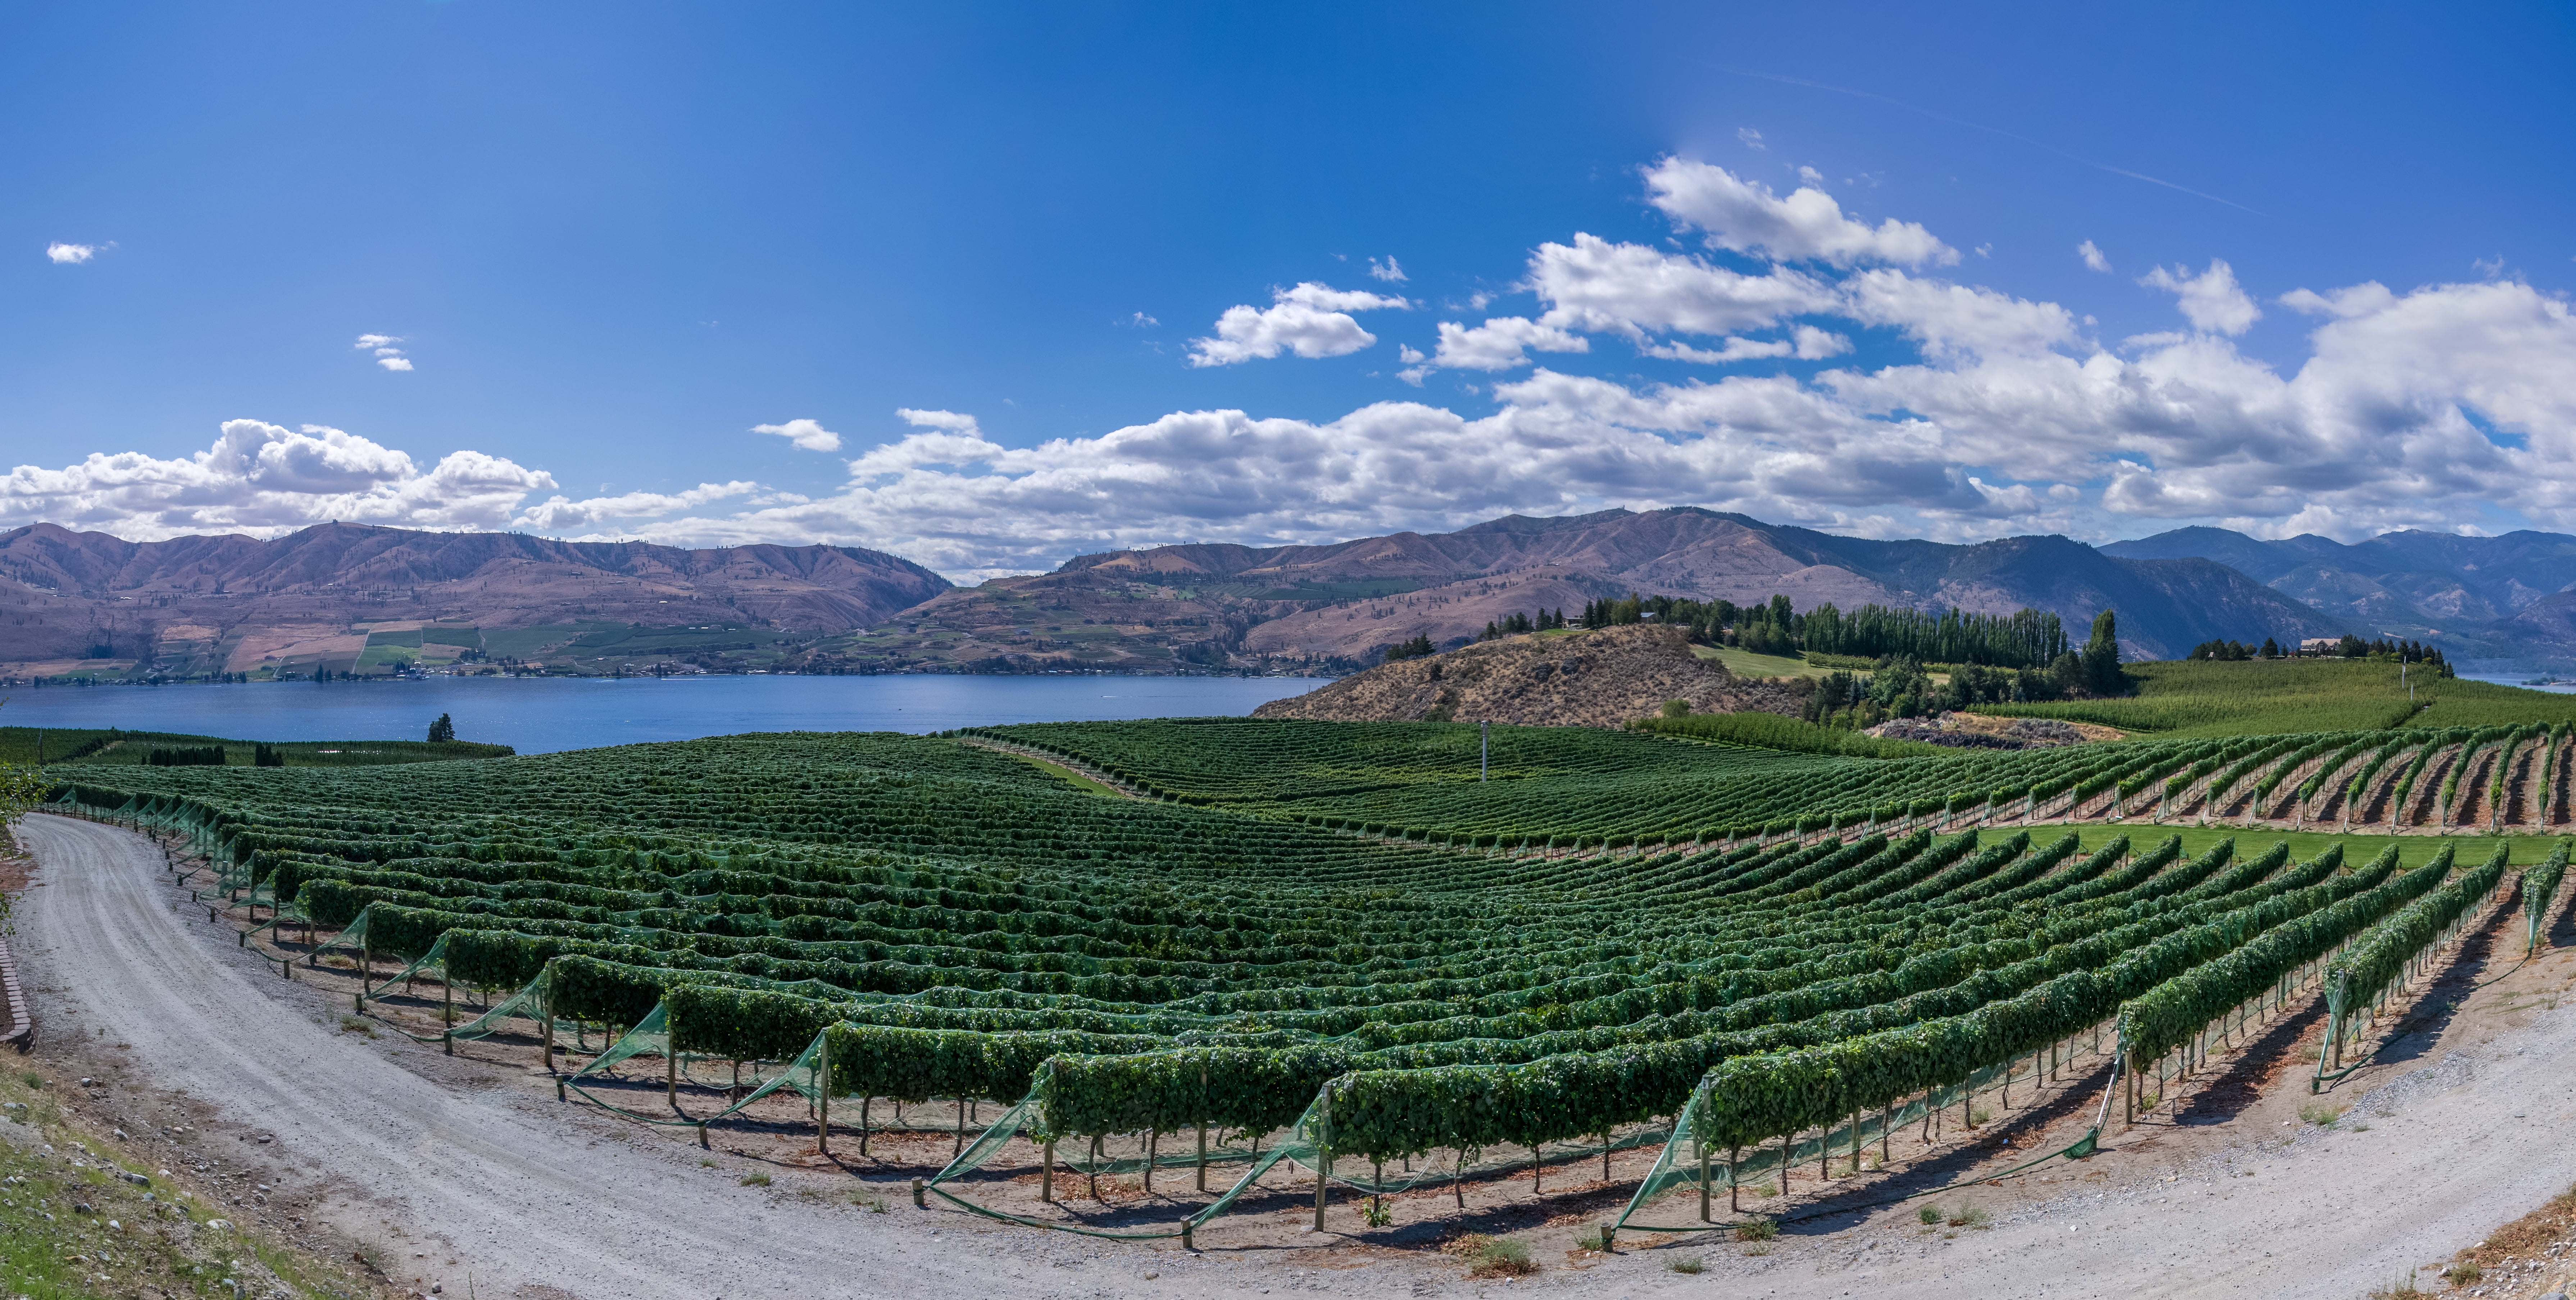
{"left": 46, "top": 242, "right": 99, "bottom": 264}
{"left": 1368, "top": 256, "right": 1407, "bottom": 282}
{"left": 1526, "top": 233, "right": 1834, "bottom": 339}
{"left": 1187, "top": 282, "right": 1409, "bottom": 367}
{"left": 1737, "top": 128, "right": 1765, "bottom": 150}
{"left": 1645, "top": 157, "right": 1956, "bottom": 267}
{"left": 0, "top": 420, "right": 554, "bottom": 539}
{"left": 376, "top": 356, "right": 415, "bottom": 372}
{"left": 1400, "top": 317, "right": 1589, "bottom": 381}
{"left": 2140, "top": 259, "right": 2261, "bottom": 335}
{"left": 513, "top": 481, "right": 762, "bottom": 531}
{"left": 2078, "top": 240, "right": 2112, "bottom": 273}
{"left": 752, "top": 418, "right": 842, "bottom": 452}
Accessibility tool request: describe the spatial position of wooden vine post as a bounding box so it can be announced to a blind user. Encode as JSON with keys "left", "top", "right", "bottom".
{"left": 540, "top": 971, "right": 557, "bottom": 1074}
{"left": 665, "top": 1002, "right": 679, "bottom": 1112}
{"left": 1313, "top": 1086, "right": 1332, "bottom": 1233}
{"left": 1695, "top": 1095, "right": 1711, "bottom": 1222}
{"left": 815, "top": 1031, "right": 831, "bottom": 1156}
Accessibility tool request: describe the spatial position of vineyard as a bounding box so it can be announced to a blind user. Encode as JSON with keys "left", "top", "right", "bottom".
{"left": 40, "top": 713, "right": 2576, "bottom": 1244}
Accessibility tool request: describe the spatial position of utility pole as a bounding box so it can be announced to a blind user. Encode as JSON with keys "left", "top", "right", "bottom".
{"left": 1480, "top": 720, "right": 1490, "bottom": 782}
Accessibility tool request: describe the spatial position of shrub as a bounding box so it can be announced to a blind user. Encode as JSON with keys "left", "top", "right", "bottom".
{"left": 1734, "top": 1218, "right": 1777, "bottom": 1242}
{"left": 1465, "top": 1237, "right": 1536, "bottom": 1278}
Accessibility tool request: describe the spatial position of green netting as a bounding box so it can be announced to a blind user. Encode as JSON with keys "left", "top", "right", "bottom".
{"left": 562, "top": 1008, "right": 823, "bottom": 1128}
{"left": 1614, "top": 1047, "right": 2110, "bottom": 1232}
{"left": 914, "top": 1067, "right": 1682, "bottom": 1242}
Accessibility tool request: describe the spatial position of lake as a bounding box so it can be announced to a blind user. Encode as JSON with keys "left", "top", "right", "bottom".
{"left": 0, "top": 674, "right": 1324, "bottom": 754}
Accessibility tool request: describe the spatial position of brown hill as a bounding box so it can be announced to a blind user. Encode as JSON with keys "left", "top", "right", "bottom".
{"left": 1251, "top": 624, "right": 1801, "bottom": 727}
{"left": 0, "top": 522, "right": 949, "bottom": 676}
{"left": 809, "top": 506, "right": 2344, "bottom": 674}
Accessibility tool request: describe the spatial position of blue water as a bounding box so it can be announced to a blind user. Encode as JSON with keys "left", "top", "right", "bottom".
{"left": 0, "top": 675, "right": 1324, "bottom": 754}
{"left": 2464, "top": 674, "right": 2576, "bottom": 695}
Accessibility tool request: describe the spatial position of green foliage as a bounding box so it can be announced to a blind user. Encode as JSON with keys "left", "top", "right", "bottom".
{"left": 54, "top": 720, "right": 2576, "bottom": 1185}
{"left": 2327, "top": 843, "right": 2503, "bottom": 1016}
{"left": 1630, "top": 710, "right": 1942, "bottom": 758}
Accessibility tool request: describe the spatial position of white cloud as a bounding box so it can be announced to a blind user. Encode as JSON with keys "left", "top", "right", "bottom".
{"left": 0, "top": 420, "right": 554, "bottom": 539}
{"left": 1641, "top": 327, "right": 1848, "bottom": 364}
{"left": 1400, "top": 316, "right": 1589, "bottom": 381}
{"left": 46, "top": 242, "right": 97, "bottom": 264}
{"left": 1186, "top": 282, "right": 1410, "bottom": 367}
{"left": 752, "top": 418, "right": 843, "bottom": 453}
{"left": 1643, "top": 337, "right": 1793, "bottom": 364}
{"left": 1368, "top": 256, "right": 1407, "bottom": 282}
{"left": 2139, "top": 259, "right": 2261, "bottom": 335}
{"left": 1841, "top": 269, "right": 2076, "bottom": 359}
{"left": 2078, "top": 240, "right": 2111, "bottom": 273}
{"left": 1526, "top": 233, "right": 1833, "bottom": 339}
{"left": 513, "top": 481, "right": 762, "bottom": 531}
{"left": 1737, "top": 128, "right": 1765, "bottom": 150}
{"left": 358, "top": 334, "right": 414, "bottom": 371}
{"left": 1798, "top": 165, "right": 1823, "bottom": 186}
{"left": 1129, "top": 311, "right": 1160, "bottom": 327}
{"left": 1645, "top": 157, "right": 1957, "bottom": 268}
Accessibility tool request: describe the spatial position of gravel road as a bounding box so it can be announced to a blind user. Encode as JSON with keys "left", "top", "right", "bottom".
{"left": 17, "top": 811, "right": 2573, "bottom": 1299}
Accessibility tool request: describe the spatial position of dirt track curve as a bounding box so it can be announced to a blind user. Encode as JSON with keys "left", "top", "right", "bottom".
{"left": 19, "top": 811, "right": 2576, "bottom": 1299}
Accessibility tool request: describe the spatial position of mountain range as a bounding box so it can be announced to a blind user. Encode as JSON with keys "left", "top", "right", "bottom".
{"left": 804, "top": 508, "right": 2346, "bottom": 672}
{"left": 2100, "top": 526, "right": 2576, "bottom": 669}
{"left": 5, "top": 510, "right": 2569, "bottom": 681}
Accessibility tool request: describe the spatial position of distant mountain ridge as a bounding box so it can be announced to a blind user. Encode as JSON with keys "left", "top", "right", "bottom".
{"left": 0, "top": 522, "right": 949, "bottom": 673}
{"left": 24, "top": 509, "right": 2524, "bottom": 682}
{"left": 2101, "top": 526, "right": 2576, "bottom": 668}
{"left": 815, "top": 507, "right": 2349, "bottom": 672}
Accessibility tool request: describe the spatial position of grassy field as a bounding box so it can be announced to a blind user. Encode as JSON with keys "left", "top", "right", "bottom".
{"left": 1972, "top": 658, "right": 2576, "bottom": 736}
{"left": 1693, "top": 643, "right": 1825, "bottom": 679}
{"left": 0, "top": 726, "right": 511, "bottom": 767}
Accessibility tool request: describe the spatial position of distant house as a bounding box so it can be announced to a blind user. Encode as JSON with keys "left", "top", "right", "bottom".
{"left": 2299, "top": 637, "right": 2340, "bottom": 654}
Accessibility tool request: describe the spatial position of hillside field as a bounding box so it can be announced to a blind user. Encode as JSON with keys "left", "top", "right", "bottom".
{"left": 36, "top": 661, "right": 2576, "bottom": 1246}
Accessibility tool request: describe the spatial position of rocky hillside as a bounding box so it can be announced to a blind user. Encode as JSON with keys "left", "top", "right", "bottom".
{"left": 1252, "top": 624, "right": 1800, "bottom": 727}
{"left": 811, "top": 506, "right": 2347, "bottom": 674}
{"left": 0, "top": 522, "right": 949, "bottom": 678}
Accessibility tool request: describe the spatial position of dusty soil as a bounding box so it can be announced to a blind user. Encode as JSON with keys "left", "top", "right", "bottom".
{"left": 18, "top": 810, "right": 2576, "bottom": 1299}
{"left": 1253, "top": 624, "right": 1801, "bottom": 727}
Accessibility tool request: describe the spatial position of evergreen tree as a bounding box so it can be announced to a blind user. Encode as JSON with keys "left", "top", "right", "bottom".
{"left": 428, "top": 713, "right": 457, "bottom": 743}
{"left": 2081, "top": 610, "right": 2125, "bottom": 695}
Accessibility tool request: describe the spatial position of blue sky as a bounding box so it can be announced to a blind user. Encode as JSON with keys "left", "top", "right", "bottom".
{"left": 6, "top": 2, "right": 2574, "bottom": 579}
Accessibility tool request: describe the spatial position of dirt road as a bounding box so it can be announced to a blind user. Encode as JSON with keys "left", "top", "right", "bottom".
{"left": 17, "top": 810, "right": 2575, "bottom": 1299}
